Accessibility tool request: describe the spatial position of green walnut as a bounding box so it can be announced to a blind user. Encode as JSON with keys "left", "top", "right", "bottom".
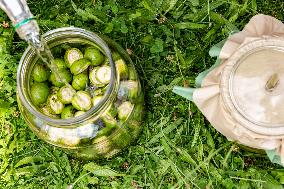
{"left": 30, "top": 82, "right": 49, "bottom": 105}
{"left": 49, "top": 69, "right": 72, "bottom": 87}
{"left": 117, "top": 80, "right": 139, "bottom": 101}
{"left": 32, "top": 63, "right": 50, "bottom": 82}
{"left": 106, "top": 104, "right": 117, "bottom": 118}
{"left": 48, "top": 94, "right": 65, "bottom": 114}
{"left": 117, "top": 101, "right": 134, "bottom": 121}
{"left": 64, "top": 48, "right": 83, "bottom": 68}
{"left": 50, "top": 86, "right": 60, "bottom": 94}
{"left": 89, "top": 67, "right": 105, "bottom": 87}
{"left": 52, "top": 58, "right": 67, "bottom": 70}
{"left": 74, "top": 111, "right": 86, "bottom": 117}
{"left": 84, "top": 47, "right": 105, "bottom": 66}
{"left": 72, "top": 73, "right": 89, "bottom": 90}
{"left": 115, "top": 59, "right": 128, "bottom": 79}
{"left": 72, "top": 91, "right": 92, "bottom": 111}
{"left": 95, "top": 65, "right": 111, "bottom": 84}
{"left": 57, "top": 86, "right": 76, "bottom": 104}
{"left": 41, "top": 106, "right": 60, "bottom": 118}
{"left": 128, "top": 66, "right": 137, "bottom": 80}
{"left": 70, "top": 58, "right": 91, "bottom": 75}
{"left": 101, "top": 114, "right": 118, "bottom": 129}
{"left": 61, "top": 105, "right": 75, "bottom": 119}
{"left": 92, "top": 95, "right": 103, "bottom": 107}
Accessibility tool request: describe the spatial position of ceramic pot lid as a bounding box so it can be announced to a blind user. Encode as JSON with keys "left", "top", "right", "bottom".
{"left": 221, "top": 38, "right": 284, "bottom": 136}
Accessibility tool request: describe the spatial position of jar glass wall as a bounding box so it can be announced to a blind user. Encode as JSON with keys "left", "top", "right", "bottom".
{"left": 17, "top": 27, "right": 144, "bottom": 159}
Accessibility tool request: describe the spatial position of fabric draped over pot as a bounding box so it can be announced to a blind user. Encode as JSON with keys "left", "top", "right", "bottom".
{"left": 173, "top": 14, "right": 284, "bottom": 166}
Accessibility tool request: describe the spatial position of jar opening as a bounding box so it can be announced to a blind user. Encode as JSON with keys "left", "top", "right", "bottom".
{"left": 221, "top": 38, "right": 284, "bottom": 136}
{"left": 17, "top": 27, "right": 117, "bottom": 126}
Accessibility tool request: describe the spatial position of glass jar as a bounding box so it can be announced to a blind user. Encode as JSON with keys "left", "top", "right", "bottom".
{"left": 17, "top": 27, "right": 144, "bottom": 159}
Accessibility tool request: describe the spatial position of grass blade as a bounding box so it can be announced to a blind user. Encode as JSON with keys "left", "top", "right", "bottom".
{"left": 164, "top": 0, "right": 179, "bottom": 15}
{"left": 83, "top": 162, "right": 125, "bottom": 177}
{"left": 175, "top": 22, "right": 207, "bottom": 29}
{"left": 15, "top": 156, "right": 45, "bottom": 168}
{"left": 147, "top": 118, "right": 183, "bottom": 145}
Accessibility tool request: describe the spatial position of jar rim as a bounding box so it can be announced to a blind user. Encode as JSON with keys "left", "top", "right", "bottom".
{"left": 17, "top": 27, "right": 117, "bottom": 126}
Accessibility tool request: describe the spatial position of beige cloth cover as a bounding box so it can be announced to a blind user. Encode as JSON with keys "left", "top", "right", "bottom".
{"left": 189, "top": 14, "right": 284, "bottom": 164}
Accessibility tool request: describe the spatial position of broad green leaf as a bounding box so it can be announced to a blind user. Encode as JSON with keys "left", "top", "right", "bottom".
{"left": 15, "top": 166, "right": 36, "bottom": 176}
{"left": 104, "top": 22, "right": 113, "bottom": 33}
{"left": 0, "top": 99, "right": 10, "bottom": 109}
{"left": 120, "top": 20, "right": 128, "bottom": 34}
{"left": 15, "top": 156, "right": 45, "bottom": 168}
{"left": 150, "top": 38, "right": 164, "bottom": 53}
{"left": 143, "top": 35, "right": 154, "bottom": 43}
{"left": 129, "top": 11, "right": 142, "bottom": 20}
{"left": 111, "top": 5, "right": 119, "bottom": 14}
{"left": 15, "top": 164, "right": 49, "bottom": 177}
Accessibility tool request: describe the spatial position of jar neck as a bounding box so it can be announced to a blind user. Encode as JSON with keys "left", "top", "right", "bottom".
{"left": 17, "top": 27, "right": 118, "bottom": 127}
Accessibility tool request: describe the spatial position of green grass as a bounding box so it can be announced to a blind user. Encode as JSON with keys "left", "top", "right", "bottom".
{"left": 0, "top": 0, "right": 284, "bottom": 188}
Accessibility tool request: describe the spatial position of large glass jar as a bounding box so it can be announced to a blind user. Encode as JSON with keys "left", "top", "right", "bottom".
{"left": 17, "top": 27, "right": 144, "bottom": 159}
